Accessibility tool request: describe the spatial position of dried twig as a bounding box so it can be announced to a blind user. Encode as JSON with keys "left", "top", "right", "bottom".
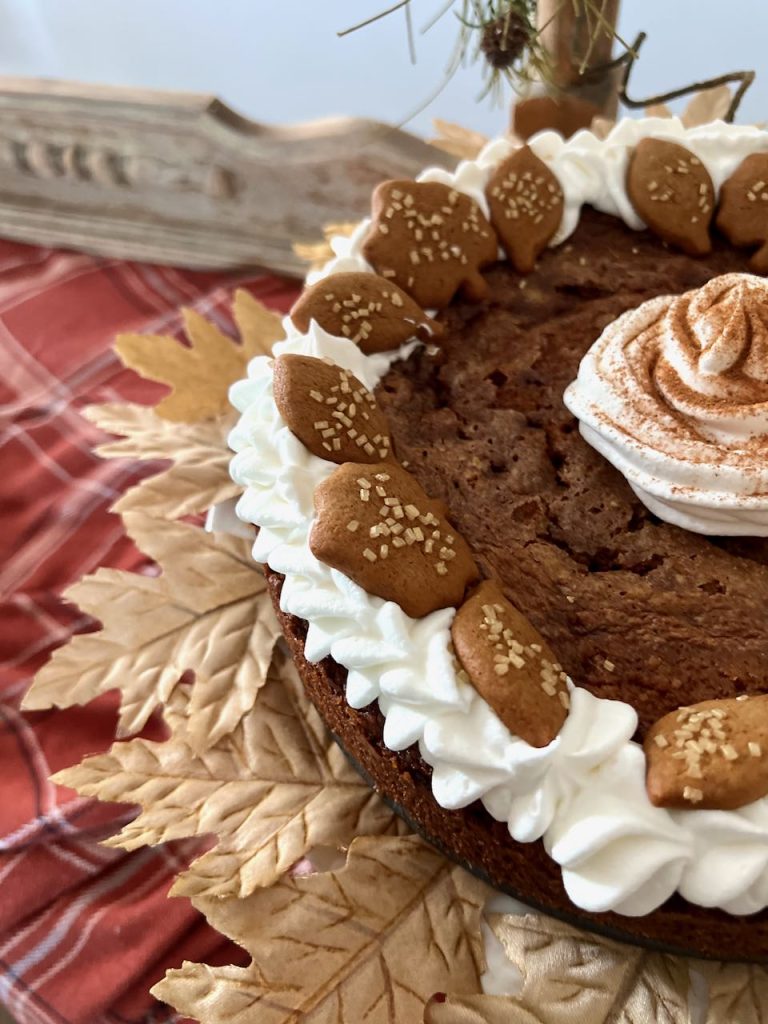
{"left": 338, "top": 0, "right": 411, "bottom": 38}
{"left": 617, "top": 31, "right": 755, "bottom": 123}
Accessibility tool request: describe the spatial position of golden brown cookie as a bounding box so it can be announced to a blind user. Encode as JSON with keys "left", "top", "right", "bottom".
{"left": 310, "top": 462, "right": 478, "bottom": 618}
{"left": 273, "top": 355, "right": 393, "bottom": 464}
{"left": 361, "top": 180, "right": 498, "bottom": 309}
{"left": 451, "top": 580, "right": 569, "bottom": 747}
{"left": 626, "top": 139, "right": 714, "bottom": 256}
{"left": 716, "top": 153, "right": 768, "bottom": 273}
{"left": 485, "top": 147, "right": 564, "bottom": 273}
{"left": 290, "top": 272, "right": 443, "bottom": 353}
{"left": 644, "top": 695, "right": 768, "bottom": 810}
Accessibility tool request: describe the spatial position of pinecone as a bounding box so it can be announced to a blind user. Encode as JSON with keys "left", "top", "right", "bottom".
{"left": 480, "top": 9, "right": 530, "bottom": 70}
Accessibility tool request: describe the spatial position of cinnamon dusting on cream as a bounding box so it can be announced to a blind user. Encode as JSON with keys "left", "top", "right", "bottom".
{"left": 564, "top": 273, "right": 768, "bottom": 536}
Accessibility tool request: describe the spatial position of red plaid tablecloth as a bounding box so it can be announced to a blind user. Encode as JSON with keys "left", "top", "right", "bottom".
{"left": 0, "top": 239, "right": 300, "bottom": 1024}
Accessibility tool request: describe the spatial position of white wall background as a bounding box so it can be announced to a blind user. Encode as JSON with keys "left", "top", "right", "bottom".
{"left": 0, "top": 1, "right": 764, "bottom": 138}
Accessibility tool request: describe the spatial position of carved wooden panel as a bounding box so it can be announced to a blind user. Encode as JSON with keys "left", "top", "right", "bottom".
{"left": 0, "top": 78, "right": 456, "bottom": 276}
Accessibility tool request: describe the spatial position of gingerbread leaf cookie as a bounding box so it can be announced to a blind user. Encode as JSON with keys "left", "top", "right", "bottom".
{"left": 362, "top": 180, "right": 498, "bottom": 309}
{"left": 644, "top": 695, "right": 768, "bottom": 810}
{"left": 485, "top": 147, "right": 564, "bottom": 273}
{"left": 451, "top": 580, "right": 569, "bottom": 748}
{"left": 627, "top": 139, "right": 714, "bottom": 256}
{"left": 273, "top": 355, "right": 393, "bottom": 464}
{"left": 290, "top": 272, "right": 443, "bottom": 354}
{"left": 716, "top": 153, "right": 768, "bottom": 273}
{"left": 310, "top": 462, "right": 478, "bottom": 618}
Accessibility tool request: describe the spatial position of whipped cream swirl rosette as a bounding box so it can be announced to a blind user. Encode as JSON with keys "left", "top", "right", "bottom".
{"left": 230, "top": 119, "right": 768, "bottom": 918}
{"left": 564, "top": 273, "right": 768, "bottom": 535}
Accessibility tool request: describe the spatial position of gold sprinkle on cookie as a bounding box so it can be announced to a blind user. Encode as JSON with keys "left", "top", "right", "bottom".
{"left": 310, "top": 461, "right": 478, "bottom": 618}
{"left": 485, "top": 146, "right": 564, "bottom": 273}
{"left": 644, "top": 695, "right": 768, "bottom": 810}
{"left": 290, "top": 271, "right": 443, "bottom": 354}
{"left": 626, "top": 138, "right": 714, "bottom": 256}
{"left": 273, "top": 354, "right": 393, "bottom": 465}
{"left": 451, "top": 579, "right": 569, "bottom": 747}
{"left": 362, "top": 179, "right": 498, "bottom": 309}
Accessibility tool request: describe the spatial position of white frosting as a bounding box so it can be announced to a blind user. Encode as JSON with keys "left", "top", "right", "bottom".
{"left": 231, "top": 118, "right": 768, "bottom": 917}
{"left": 565, "top": 274, "right": 768, "bottom": 535}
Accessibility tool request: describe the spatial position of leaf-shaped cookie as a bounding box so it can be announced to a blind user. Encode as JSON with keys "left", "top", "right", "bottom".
{"left": 54, "top": 662, "right": 404, "bottom": 898}
{"left": 716, "top": 153, "right": 768, "bottom": 272}
{"left": 451, "top": 580, "right": 569, "bottom": 747}
{"left": 290, "top": 270, "right": 444, "bottom": 354}
{"left": 626, "top": 138, "right": 715, "bottom": 256}
{"left": 152, "top": 834, "right": 488, "bottom": 1023}
{"left": 362, "top": 180, "right": 498, "bottom": 308}
{"left": 310, "top": 462, "right": 479, "bottom": 618}
{"left": 23, "top": 515, "right": 279, "bottom": 748}
{"left": 290, "top": 271, "right": 442, "bottom": 353}
{"left": 84, "top": 402, "right": 240, "bottom": 518}
{"left": 116, "top": 295, "right": 284, "bottom": 422}
{"left": 644, "top": 695, "right": 768, "bottom": 809}
{"left": 485, "top": 146, "right": 564, "bottom": 272}
{"left": 272, "top": 354, "right": 394, "bottom": 463}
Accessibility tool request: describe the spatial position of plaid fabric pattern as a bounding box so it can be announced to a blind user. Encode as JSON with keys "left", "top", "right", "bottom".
{"left": 0, "top": 238, "right": 299, "bottom": 1024}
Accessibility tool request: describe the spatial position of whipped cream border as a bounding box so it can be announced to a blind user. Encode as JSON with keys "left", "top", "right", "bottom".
{"left": 230, "top": 117, "right": 768, "bottom": 918}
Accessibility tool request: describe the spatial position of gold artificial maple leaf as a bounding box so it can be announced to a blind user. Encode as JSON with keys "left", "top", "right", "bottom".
{"left": 429, "top": 119, "right": 490, "bottom": 161}
{"left": 646, "top": 84, "right": 734, "bottom": 127}
{"left": 680, "top": 85, "right": 733, "bottom": 128}
{"left": 232, "top": 287, "right": 288, "bottom": 357}
{"left": 115, "top": 290, "right": 284, "bottom": 423}
{"left": 53, "top": 657, "right": 405, "bottom": 899}
{"left": 23, "top": 513, "right": 279, "bottom": 748}
{"left": 426, "top": 911, "right": 691, "bottom": 1024}
{"left": 152, "top": 833, "right": 488, "bottom": 1023}
{"left": 293, "top": 222, "right": 360, "bottom": 270}
{"left": 84, "top": 402, "right": 239, "bottom": 519}
{"left": 696, "top": 960, "right": 768, "bottom": 1024}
